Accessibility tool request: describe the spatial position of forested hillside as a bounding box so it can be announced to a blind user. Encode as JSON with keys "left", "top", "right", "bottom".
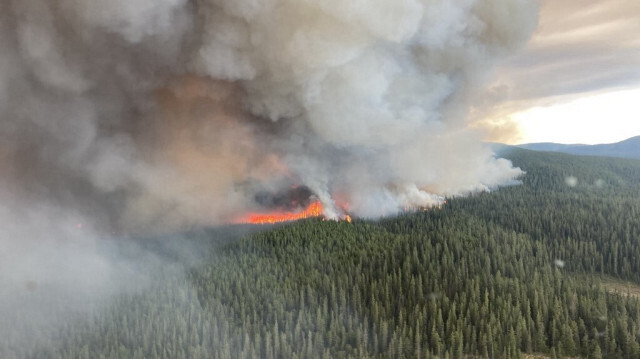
{"left": 4, "top": 148, "right": 640, "bottom": 358}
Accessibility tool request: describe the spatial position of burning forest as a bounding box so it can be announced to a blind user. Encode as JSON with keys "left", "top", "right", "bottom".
{"left": 0, "top": 0, "right": 536, "bottom": 234}
{"left": 6, "top": 2, "right": 640, "bottom": 358}
{"left": 236, "top": 201, "right": 324, "bottom": 225}
{"left": 0, "top": 0, "right": 541, "bottom": 355}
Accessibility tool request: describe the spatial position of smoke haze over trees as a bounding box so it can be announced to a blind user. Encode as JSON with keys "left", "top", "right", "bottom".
{"left": 0, "top": 0, "right": 540, "bottom": 355}
{"left": 4, "top": 148, "right": 640, "bottom": 358}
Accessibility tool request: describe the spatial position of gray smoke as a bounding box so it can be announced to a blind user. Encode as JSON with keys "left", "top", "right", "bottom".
{"left": 0, "top": 0, "right": 538, "bottom": 350}
{"left": 0, "top": 0, "right": 536, "bottom": 230}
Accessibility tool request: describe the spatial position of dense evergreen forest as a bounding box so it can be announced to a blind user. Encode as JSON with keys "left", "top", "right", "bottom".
{"left": 4, "top": 148, "right": 640, "bottom": 358}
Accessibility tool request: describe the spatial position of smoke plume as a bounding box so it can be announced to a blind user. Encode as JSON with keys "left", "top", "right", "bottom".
{"left": 0, "top": 0, "right": 537, "bottom": 230}
{"left": 0, "top": 0, "right": 538, "bottom": 350}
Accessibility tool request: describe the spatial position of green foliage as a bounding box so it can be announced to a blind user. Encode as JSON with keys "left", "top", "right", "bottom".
{"left": 5, "top": 149, "right": 640, "bottom": 358}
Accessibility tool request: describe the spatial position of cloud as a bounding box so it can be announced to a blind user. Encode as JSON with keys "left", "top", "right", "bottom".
{"left": 510, "top": 0, "right": 639, "bottom": 97}
{"left": 473, "top": 0, "right": 640, "bottom": 140}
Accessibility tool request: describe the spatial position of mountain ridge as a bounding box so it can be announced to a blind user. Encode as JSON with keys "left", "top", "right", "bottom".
{"left": 514, "top": 135, "right": 640, "bottom": 159}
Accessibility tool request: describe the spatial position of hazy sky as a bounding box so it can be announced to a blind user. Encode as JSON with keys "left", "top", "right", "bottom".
{"left": 480, "top": 0, "right": 640, "bottom": 144}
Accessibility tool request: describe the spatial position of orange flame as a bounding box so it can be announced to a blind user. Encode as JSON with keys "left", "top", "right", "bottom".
{"left": 238, "top": 201, "right": 324, "bottom": 224}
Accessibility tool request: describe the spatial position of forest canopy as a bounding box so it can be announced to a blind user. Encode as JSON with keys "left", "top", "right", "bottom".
{"left": 4, "top": 148, "right": 640, "bottom": 359}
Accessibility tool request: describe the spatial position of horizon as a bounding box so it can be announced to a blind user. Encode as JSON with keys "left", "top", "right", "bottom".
{"left": 513, "top": 133, "right": 640, "bottom": 146}
{"left": 479, "top": 0, "right": 640, "bottom": 145}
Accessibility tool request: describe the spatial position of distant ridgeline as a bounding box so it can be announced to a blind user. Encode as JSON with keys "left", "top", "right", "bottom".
{"left": 5, "top": 148, "right": 640, "bottom": 358}
{"left": 516, "top": 135, "right": 640, "bottom": 160}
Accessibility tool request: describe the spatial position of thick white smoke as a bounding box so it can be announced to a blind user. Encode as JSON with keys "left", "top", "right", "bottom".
{"left": 0, "top": 0, "right": 537, "bottom": 349}
{"left": 0, "top": 0, "right": 537, "bottom": 228}
{"left": 193, "top": 0, "right": 536, "bottom": 218}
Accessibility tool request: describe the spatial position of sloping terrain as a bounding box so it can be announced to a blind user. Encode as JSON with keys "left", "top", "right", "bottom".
{"left": 4, "top": 148, "right": 640, "bottom": 358}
